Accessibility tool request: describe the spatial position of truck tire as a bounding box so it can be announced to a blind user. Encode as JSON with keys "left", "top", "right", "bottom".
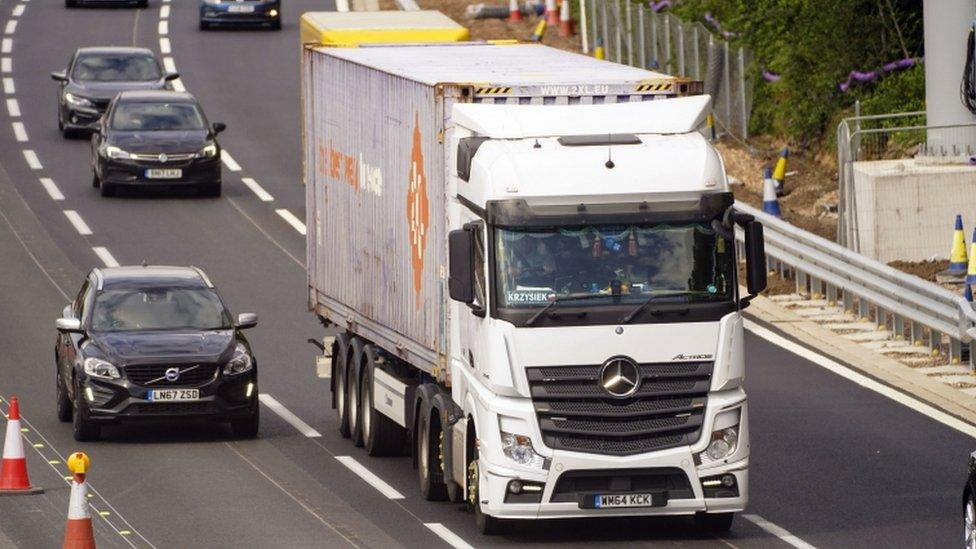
{"left": 467, "top": 423, "right": 504, "bottom": 535}
{"left": 361, "top": 346, "right": 406, "bottom": 457}
{"left": 348, "top": 338, "right": 367, "bottom": 447}
{"left": 694, "top": 512, "right": 734, "bottom": 532}
{"left": 417, "top": 410, "right": 448, "bottom": 501}
{"left": 333, "top": 334, "right": 352, "bottom": 438}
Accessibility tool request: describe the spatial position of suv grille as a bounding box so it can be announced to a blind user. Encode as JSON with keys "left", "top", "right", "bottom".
{"left": 527, "top": 361, "right": 712, "bottom": 456}
{"left": 125, "top": 364, "right": 218, "bottom": 387}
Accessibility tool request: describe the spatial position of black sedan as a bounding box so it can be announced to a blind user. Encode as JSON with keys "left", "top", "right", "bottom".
{"left": 199, "top": 0, "right": 281, "bottom": 30}
{"left": 66, "top": 0, "right": 148, "bottom": 7}
{"left": 91, "top": 91, "right": 225, "bottom": 197}
{"left": 55, "top": 266, "right": 260, "bottom": 441}
{"left": 51, "top": 47, "right": 178, "bottom": 138}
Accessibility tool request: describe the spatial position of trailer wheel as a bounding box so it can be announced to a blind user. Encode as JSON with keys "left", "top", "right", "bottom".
{"left": 417, "top": 411, "right": 448, "bottom": 501}
{"left": 361, "top": 346, "right": 406, "bottom": 457}
{"left": 348, "top": 338, "right": 366, "bottom": 447}
{"left": 333, "top": 334, "right": 352, "bottom": 438}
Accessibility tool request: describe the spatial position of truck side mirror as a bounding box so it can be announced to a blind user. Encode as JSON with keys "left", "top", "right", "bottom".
{"left": 744, "top": 221, "right": 767, "bottom": 296}
{"left": 449, "top": 229, "right": 475, "bottom": 305}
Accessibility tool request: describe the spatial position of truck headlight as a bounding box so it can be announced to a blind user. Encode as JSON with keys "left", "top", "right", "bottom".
{"left": 64, "top": 92, "right": 94, "bottom": 108}
{"left": 83, "top": 357, "right": 120, "bottom": 380}
{"left": 701, "top": 426, "right": 739, "bottom": 463}
{"left": 104, "top": 145, "right": 132, "bottom": 160}
{"left": 223, "top": 343, "right": 253, "bottom": 375}
{"left": 197, "top": 143, "right": 217, "bottom": 158}
{"left": 501, "top": 432, "right": 546, "bottom": 468}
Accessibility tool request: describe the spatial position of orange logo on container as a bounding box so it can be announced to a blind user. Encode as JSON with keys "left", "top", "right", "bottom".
{"left": 407, "top": 112, "right": 429, "bottom": 308}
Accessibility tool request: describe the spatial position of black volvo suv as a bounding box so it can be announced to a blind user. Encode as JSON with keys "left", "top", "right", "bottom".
{"left": 55, "top": 266, "right": 259, "bottom": 441}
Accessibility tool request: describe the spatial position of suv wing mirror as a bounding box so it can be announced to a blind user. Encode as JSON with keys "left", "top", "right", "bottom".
{"left": 56, "top": 318, "right": 82, "bottom": 333}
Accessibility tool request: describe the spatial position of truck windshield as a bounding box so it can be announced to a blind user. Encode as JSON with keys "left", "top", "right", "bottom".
{"left": 494, "top": 222, "right": 733, "bottom": 310}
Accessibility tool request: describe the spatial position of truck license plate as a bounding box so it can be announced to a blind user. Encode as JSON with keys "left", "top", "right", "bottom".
{"left": 149, "top": 389, "right": 199, "bottom": 402}
{"left": 591, "top": 493, "right": 663, "bottom": 509}
{"left": 146, "top": 168, "right": 182, "bottom": 179}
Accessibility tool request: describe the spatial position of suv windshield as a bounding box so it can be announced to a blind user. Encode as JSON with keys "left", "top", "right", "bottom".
{"left": 72, "top": 54, "right": 161, "bottom": 82}
{"left": 111, "top": 102, "right": 205, "bottom": 131}
{"left": 495, "top": 222, "right": 733, "bottom": 309}
{"left": 91, "top": 288, "right": 233, "bottom": 332}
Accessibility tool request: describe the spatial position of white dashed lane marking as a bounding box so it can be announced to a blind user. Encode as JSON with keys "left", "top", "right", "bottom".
{"left": 157, "top": 20, "right": 168, "bottom": 35}
{"left": 241, "top": 177, "right": 274, "bottom": 202}
{"left": 0, "top": 57, "right": 10, "bottom": 74}
{"left": 4, "top": 21, "right": 16, "bottom": 35}
{"left": 257, "top": 394, "right": 321, "bottom": 437}
{"left": 275, "top": 209, "right": 306, "bottom": 235}
{"left": 63, "top": 210, "right": 92, "bottom": 236}
{"left": 92, "top": 247, "right": 120, "bottom": 268}
{"left": 159, "top": 37, "right": 171, "bottom": 54}
{"left": 162, "top": 57, "right": 176, "bottom": 74}
{"left": 11, "top": 120, "right": 26, "bottom": 142}
{"left": 424, "top": 524, "right": 475, "bottom": 549}
{"left": 12, "top": 4, "right": 25, "bottom": 17}
{"left": 6, "top": 98, "right": 19, "bottom": 117}
{"left": 39, "top": 178, "right": 65, "bottom": 201}
{"left": 22, "top": 149, "right": 41, "bottom": 169}
{"left": 1, "top": 38, "right": 11, "bottom": 54}
{"left": 160, "top": 4, "right": 170, "bottom": 19}
{"left": 220, "top": 150, "right": 242, "bottom": 171}
{"left": 2, "top": 77, "right": 14, "bottom": 94}
{"left": 335, "top": 456, "right": 405, "bottom": 500}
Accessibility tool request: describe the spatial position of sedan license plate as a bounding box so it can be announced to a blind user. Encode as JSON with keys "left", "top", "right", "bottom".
{"left": 145, "top": 168, "right": 182, "bottom": 179}
{"left": 227, "top": 4, "right": 255, "bottom": 12}
{"left": 149, "top": 389, "right": 199, "bottom": 402}
{"left": 589, "top": 493, "right": 664, "bottom": 509}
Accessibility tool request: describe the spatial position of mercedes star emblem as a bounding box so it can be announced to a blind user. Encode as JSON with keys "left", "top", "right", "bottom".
{"left": 599, "top": 357, "right": 641, "bottom": 398}
{"left": 164, "top": 367, "right": 180, "bottom": 382}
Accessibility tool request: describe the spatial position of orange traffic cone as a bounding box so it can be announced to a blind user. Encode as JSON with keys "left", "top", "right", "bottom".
{"left": 545, "top": 0, "right": 558, "bottom": 26}
{"left": 558, "top": 0, "right": 572, "bottom": 37}
{"left": 508, "top": 0, "right": 522, "bottom": 22}
{"left": 63, "top": 452, "right": 94, "bottom": 549}
{"left": 0, "top": 397, "right": 43, "bottom": 495}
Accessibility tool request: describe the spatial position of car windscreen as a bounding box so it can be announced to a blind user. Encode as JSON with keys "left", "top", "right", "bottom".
{"left": 110, "top": 102, "right": 206, "bottom": 131}
{"left": 71, "top": 54, "right": 162, "bottom": 82}
{"left": 90, "top": 288, "right": 233, "bottom": 332}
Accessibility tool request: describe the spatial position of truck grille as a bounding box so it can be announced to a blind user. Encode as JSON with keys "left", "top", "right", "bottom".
{"left": 550, "top": 467, "right": 694, "bottom": 503}
{"left": 527, "top": 361, "right": 712, "bottom": 456}
{"left": 124, "top": 364, "right": 218, "bottom": 387}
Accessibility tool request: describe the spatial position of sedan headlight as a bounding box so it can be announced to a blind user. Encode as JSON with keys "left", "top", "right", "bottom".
{"left": 64, "top": 92, "right": 94, "bottom": 108}
{"left": 103, "top": 145, "right": 133, "bottom": 160}
{"left": 197, "top": 142, "right": 218, "bottom": 158}
{"left": 83, "top": 357, "right": 120, "bottom": 380}
{"left": 501, "top": 432, "right": 546, "bottom": 468}
{"left": 223, "top": 343, "right": 253, "bottom": 375}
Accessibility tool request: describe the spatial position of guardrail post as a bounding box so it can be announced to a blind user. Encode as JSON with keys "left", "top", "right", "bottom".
{"left": 929, "top": 329, "right": 942, "bottom": 356}
{"left": 875, "top": 306, "right": 887, "bottom": 329}
{"left": 809, "top": 277, "right": 822, "bottom": 299}
{"left": 795, "top": 271, "right": 808, "bottom": 297}
{"left": 970, "top": 342, "right": 976, "bottom": 372}
{"left": 910, "top": 321, "right": 923, "bottom": 345}
{"left": 892, "top": 315, "right": 905, "bottom": 340}
{"left": 857, "top": 297, "right": 870, "bottom": 320}
{"left": 842, "top": 289, "right": 853, "bottom": 312}
{"left": 637, "top": 6, "right": 646, "bottom": 69}
{"left": 951, "top": 338, "right": 963, "bottom": 364}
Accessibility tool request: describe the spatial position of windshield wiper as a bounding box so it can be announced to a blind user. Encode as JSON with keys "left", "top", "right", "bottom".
{"left": 621, "top": 293, "right": 693, "bottom": 324}
{"left": 525, "top": 294, "right": 598, "bottom": 326}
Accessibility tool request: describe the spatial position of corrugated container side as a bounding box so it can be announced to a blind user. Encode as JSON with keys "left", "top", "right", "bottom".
{"left": 305, "top": 49, "right": 448, "bottom": 372}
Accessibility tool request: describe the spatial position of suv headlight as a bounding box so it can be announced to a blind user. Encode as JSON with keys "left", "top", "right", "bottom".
{"left": 104, "top": 145, "right": 133, "bottom": 160}
{"left": 64, "top": 92, "right": 94, "bottom": 108}
{"left": 83, "top": 357, "right": 120, "bottom": 380}
{"left": 223, "top": 343, "right": 253, "bottom": 375}
{"left": 197, "top": 142, "right": 218, "bottom": 158}
{"left": 700, "top": 426, "right": 739, "bottom": 463}
{"left": 501, "top": 432, "right": 546, "bottom": 468}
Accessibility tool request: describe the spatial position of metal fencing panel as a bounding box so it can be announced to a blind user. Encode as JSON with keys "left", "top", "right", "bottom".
{"left": 585, "top": 0, "right": 752, "bottom": 139}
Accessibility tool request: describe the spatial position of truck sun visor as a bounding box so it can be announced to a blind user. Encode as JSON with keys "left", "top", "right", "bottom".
{"left": 557, "top": 134, "right": 643, "bottom": 146}
{"left": 486, "top": 192, "right": 734, "bottom": 227}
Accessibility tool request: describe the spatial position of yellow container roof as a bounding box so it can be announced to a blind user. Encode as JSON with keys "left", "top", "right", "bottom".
{"left": 300, "top": 11, "right": 469, "bottom": 46}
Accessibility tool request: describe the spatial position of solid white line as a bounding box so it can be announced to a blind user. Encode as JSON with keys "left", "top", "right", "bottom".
{"left": 424, "top": 524, "right": 475, "bottom": 549}
{"left": 159, "top": 37, "right": 171, "bottom": 55}
{"left": 220, "top": 150, "right": 242, "bottom": 171}
{"left": 2, "top": 77, "right": 14, "bottom": 94}
{"left": 170, "top": 78, "right": 185, "bottom": 92}
{"left": 1, "top": 38, "right": 11, "bottom": 54}
{"left": 159, "top": 4, "right": 170, "bottom": 18}
{"left": 0, "top": 57, "right": 10, "bottom": 74}
{"left": 12, "top": 4, "right": 25, "bottom": 17}
{"left": 92, "top": 247, "right": 119, "bottom": 268}
{"left": 63, "top": 210, "right": 92, "bottom": 236}
{"left": 4, "top": 21, "right": 16, "bottom": 35}
{"left": 6, "top": 98, "right": 19, "bottom": 117}
{"left": 276, "top": 209, "right": 306, "bottom": 235}
{"left": 158, "top": 20, "right": 168, "bottom": 35}
{"left": 162, "top": 57, "right": 176, "bottom": 74}
{"left": 335, "top": 456, "right": 405, "bottom": 500}
{"left": 39, "top": 178, "right": 64, "bottom": 201}
{"left": 742, "top": 514, "right": 816, "bottom": 549}
{"left": 11, "top": 121, "right": 26, "bottom": 142}
{"left": 745, "top": 319, "right": 976, "bottom": 439}
{"left": 258, "top": 393, "right": 321, "bottom": 437}
{"left": 241, "top": 177, "right": 274, "bottom": 202}
{"left": 22, "top": 149, "right": 41, "bottom": 169}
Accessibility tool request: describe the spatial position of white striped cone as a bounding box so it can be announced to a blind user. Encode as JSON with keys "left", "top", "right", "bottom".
{"left": 0, "top": 397, "right": 41, "bottom": 494}
{"left": 545, "top": 0, "right": 559, "bottom": 25}
{"left": 508, "top": 0, "right": 522, "bottom": 22}
{"left": 558, "top": 0, "right": 572, "bottom": 36}
{"left": 63, "top": 476, "right": 95, "bottom": 549}
{"left": 762, "top": 167, "right": 781, "bottom": 217}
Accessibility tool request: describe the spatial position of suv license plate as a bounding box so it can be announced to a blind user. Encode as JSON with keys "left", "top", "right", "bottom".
{"left": 591, "top": 493, "right": 663, "bottom": 509}
{"left": 228, "top": 4, "right": 255, "bottom": 12}
{"left": 146, "top": 168, "right": 182, "bottom": 179}
{"left": 149, "top": 389, "right": 199, "bottom": 402}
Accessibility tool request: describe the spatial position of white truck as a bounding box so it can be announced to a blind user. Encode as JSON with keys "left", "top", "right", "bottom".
{"left": 303, "top": 36, "right": 767, "bottom": 534}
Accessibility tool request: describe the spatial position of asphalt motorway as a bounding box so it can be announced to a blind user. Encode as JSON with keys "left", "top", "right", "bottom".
{"left": 0, "top": 2, "right": 971, "bottom": 548}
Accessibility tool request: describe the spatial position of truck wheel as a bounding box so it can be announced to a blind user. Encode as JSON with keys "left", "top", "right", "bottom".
{"left": 468, "top": 444, "right": 504, "bottom": 534}
{"left": 72, "top": 378, "right": 100, "bottom": 442}
{"left": 417, "top": 412, "right": 447, "bottom": 501}
{"left": 333, "top": 335, "right": 351, "bottom": 438}
{"left": 694, "top": 512, "right": 734, "bottom": 532}
{"left": 348, "top": 338, "right": 366, "bottom": 447}
{"left": 361, "top": 347, "right": 406, "bottom": 457}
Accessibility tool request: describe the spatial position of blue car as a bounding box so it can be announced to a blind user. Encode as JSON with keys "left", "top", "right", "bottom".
{"left": 199, "top": 0, "right": 282, "bottom": 30}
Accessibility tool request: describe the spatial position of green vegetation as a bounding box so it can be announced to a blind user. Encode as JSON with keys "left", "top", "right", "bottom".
{"left": 670, "top": 0, "right": 923, "bottom": 145}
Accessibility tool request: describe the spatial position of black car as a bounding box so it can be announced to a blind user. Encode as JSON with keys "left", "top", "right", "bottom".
{"left": 51, "top": 47, "right": 178, "bottom": 138}
{"left": 92, "top": 91, "right": 225, "bottom": 197}
{"left": 66, "top": 0, "right": 149, "bottom": 7}
{"left": 199, "top": 0, "right": 281, "bottom": 30}
{"left": 55, "top": 266, "right": 260, "bottom": 441}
